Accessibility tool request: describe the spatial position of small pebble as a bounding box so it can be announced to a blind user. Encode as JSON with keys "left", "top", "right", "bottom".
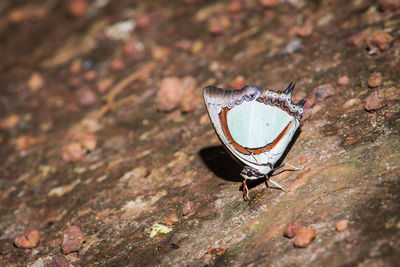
{"left": 282, "top": 39, "right": 302, "bottom": 55}
{"left": 231, "top": 75, "right": 246, "bottom": 90}
{"left": 165, "top": 213, "right": 179, "bottom": 226}
{"left": 228, "top": 0, "right": 244, "bottom": 13}
{"left": 175, "top": 39, "right": 193, "bottom": 52}
{"left": 78, "top": 88, "right": 97, "bottom": 107}
{"left": 367, "top": 31, "right": 395, "bottom": 54}
{"left": 337, "top": 75, "right": 350, "bottom": 85}
{"left": 14, "top": 229, "right": 40, "bottom": 249}
{"left": 68, "top": 0, "right": 88, "bottom": 17}
{"left": 61, "top": 226, "right": 86, "bottom": 254}
{"left": 70, "top": 59, "right": 82, "bottom": 73}
{"left": 365, "top": 91, "right": 382, "bottom": 111}
{"left": 84, "top": 70, "right": 97, "bottom": 81}
{"left": 157, "top": 77, "right": 184, "bottom": 111}
{"left": 46, "top": 254, "right": 69, "bottom": 267}
{"left": 367, "top": 72, "right": 382, "bottom": 88}
{"left": 27, "top": 72, "right": 44, "bottom": 92}
{"left": 151, "top": 46, "right": 170, "bottom": 62}
{"left": 313, "top": 84, "right": 335, "bottom": 102}
{"left": 135, "top": 13, "right": 151, "bottom": 30}
{"left": 191, "top": 40, "right": 204, "bottom": 54}
{"left": 259, "top": 0, "right": 280, "bottom": 8}
{"left": 97, "top": 77, "right": 114, "bottom": 93}
{"left": 289, "top": 19, "right": 313, "bottom": 37}
{"left": 78, "top": 133, "right": 97, "bottom": 151}
{"left": 293, "top": 227, "right": 316, "bottom": 248}
{"left": 373, "top": 32, "right": 394, "bottom": 51}
{"left": 284, "top": 221, "right": 303, "bottom": 239}
{"left": 180, "top": 76, "right": 200, "bottom": 112}
{"left": 0, "top": 114, "right": 20, "bottom": 130}
{"left": 15, "top": 136, "right": 33, "bottom": 151}
{"left": 110, "top": 59, "right": 125, "bottom": 70}
{"left": 61, "top": 142, "right": 84, "bottom": 162}
{"left": 208, "top": 15, "right": 231, "bottom": 34}
{"left": 123, "top": 40, "right": 145, "bottom": 58}
{"left": 336, "top": 219, "right": 348, "bottom": 232}
{"left": 182, "top": 201, "right": 195, "bottom": 216}
{"left": 346, "top": 32, "right": 365, "bottom": 47}
{"left": 199, "top": 114, "right": 209, "bottom": 125}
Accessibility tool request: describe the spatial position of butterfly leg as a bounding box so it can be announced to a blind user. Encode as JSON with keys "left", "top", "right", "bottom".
{"left": 265, "top": 178, "right": 287, "bottom": 192}
{"left": 242, "top": 179, "right": 249, "bottom": 201}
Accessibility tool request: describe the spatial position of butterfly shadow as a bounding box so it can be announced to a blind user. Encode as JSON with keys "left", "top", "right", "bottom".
{"left": 198, "top": 146, "right": 243, "bottom": 183}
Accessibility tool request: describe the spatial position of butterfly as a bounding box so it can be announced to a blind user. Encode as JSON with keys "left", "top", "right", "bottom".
{"left": 203, "top": 82, "right": 305, "bottom": 200}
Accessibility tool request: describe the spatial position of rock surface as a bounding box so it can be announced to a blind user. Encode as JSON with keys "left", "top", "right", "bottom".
{"left": 0, "top": 1, "right": 399, "bottom": 266}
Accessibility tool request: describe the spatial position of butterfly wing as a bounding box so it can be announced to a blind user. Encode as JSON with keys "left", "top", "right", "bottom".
{"left": 203, "top": 83, "right": 304, "bottom": 175}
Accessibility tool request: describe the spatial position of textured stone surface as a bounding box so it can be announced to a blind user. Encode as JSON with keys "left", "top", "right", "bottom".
{"left": 0, "top": 1, "right": 399, "bottom": 266}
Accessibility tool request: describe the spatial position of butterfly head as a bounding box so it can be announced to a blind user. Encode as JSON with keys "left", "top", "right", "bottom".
{"left": 240, "top": 166, "right": 267, "bottom": 180}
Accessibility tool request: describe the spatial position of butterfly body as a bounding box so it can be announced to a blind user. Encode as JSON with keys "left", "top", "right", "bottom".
{"left": 203, "top": 82, "right": 305, "bottom": 199}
